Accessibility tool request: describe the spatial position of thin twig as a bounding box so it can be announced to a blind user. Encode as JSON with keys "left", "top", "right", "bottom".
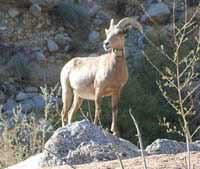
{"left": 191, "top": 126, "right": 200, "bottom": 138}
{"left": 129, "top": 109, "right": 148, "bottom": 169}
{"left": 116, "top": 153, "right": 125, "bottom": 169}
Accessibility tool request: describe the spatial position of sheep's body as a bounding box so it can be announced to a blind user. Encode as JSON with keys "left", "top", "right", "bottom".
{"left": 61, "top": 52, "right": 128, "bottom": 100}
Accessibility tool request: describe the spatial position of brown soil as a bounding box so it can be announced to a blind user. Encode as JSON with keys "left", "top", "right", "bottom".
{"left": 44, "top": 151, "right": 200, "bottom": 169}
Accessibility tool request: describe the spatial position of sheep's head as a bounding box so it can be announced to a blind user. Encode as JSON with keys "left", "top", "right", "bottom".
{"left": 103, "top": 17, "right": 142, "bottom": 51}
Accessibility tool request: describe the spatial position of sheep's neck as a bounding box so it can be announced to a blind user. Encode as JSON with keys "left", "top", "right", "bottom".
{"left": 112, "top": 48, "right": 124, "bottom": 57}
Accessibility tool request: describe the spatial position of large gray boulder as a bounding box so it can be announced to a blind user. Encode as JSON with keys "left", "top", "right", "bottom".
{"left": 42, "top": 120, "right": 140, "bottom": 166}
{"left": 146, "top": 139, "right": 200, "bottom": 155}
{"left": 7, "top": 120, "right": 140, "bottom": 169}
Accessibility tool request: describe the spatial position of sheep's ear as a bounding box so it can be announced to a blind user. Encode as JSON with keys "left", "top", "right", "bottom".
{"left": 105, "top": 28, "right": 108, "bottom": 35}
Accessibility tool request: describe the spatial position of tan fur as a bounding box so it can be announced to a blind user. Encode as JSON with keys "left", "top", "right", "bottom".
{"left": 60, "top": 17, "right": 141, "bottom": 135}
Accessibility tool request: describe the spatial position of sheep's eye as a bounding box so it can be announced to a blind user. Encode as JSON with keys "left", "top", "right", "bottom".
{"left": 124, "top": 31, "right": 129, "bottom": 38}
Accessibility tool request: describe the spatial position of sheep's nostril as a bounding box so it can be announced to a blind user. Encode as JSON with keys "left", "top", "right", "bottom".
{"left": 104, "top": 42, "right": 109, "bottom": 46}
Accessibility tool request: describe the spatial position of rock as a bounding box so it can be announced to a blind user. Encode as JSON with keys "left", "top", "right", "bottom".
{"left": 66, "top": 143, "right": 116, "bottom": 165}
{"left": 29, "top": 0, "right": 64, "bottom": 10}
{"left": 2, "top": 98, "right": 17, "bottom": 116}
{"left": 47, "top": 39, "right": 59, "bottom": 52}
{"left": 32, "top": 95, "right": 45, "bottom": 111}
{"left": 194, "top": 140, "right": 200, "bottom": 147}
{"left": 0, "top": 43, "right": 61, "bottom": 86}
{"left": 94, "top": 11, "right": 111, "bottom": 26}
{"left": 18, "top": 99, "right": 35, "bottom": 113}
{"left": 29, "top": 4, "right": 42, "bottom": 17}
{"left": 1, "top": 83, "right": 17, "bottom": 96}
{"left": 14, "top": 94, "right": 45, "bottom": 113}
{"left": 54, "top": 33, "right": 71, "bottom": 47}
{"left": 8, "top": 8, "right": 20, "bottom": 18}
{"left": 141, "top": 2, "right": 170, "bottom": 24}
{"left": 42, "top": 120, "right": 139, "bottom": 166}
{"left": 64, "top": 46, "right": 70, "bottom": 52}
{"left": 24, "top": 87, "right": 38, "bottom": 93}
{"left": 16, "top": 92, "right": 37, "bottom": 101}
{"left": 144, "top": 0, "right": 158, "bottom": 6}
{"left": 7, "top": 153, "right": 44, "bottom": 169}
{"left": 0, "top": 90, "right": 6, "bottom": 104}
{"left": 34, "top": 51, "right": 46, "bottom": 62}
{"left": 0, "top": 20, "right": 7, "bottom": 30}
{"left": 146, "top": 139, "right": 200, "bottom": 155}
{"left": 88, "top": 31, "right": 100, "bottom": 43}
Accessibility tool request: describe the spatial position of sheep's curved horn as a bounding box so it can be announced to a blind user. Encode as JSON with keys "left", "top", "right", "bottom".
{"left": 109, "top": 18, "right": 114, "bottom": 29}
{"left": 116, "top": 17, "right": 143, "bottom": 33}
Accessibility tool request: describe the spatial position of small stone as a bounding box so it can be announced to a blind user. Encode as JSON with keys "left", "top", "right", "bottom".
{"left": 94, "top": 11, "right": 111, "bottom": 26}
{"left": 0, "top": 20, "right": 7, "bottom": 30}
{"left": 30, "top": 4, "right": 42, "bottom": 17}
{"left": 2, "top": 98, "right": 17, "bottom": 115}
{"left": 64, "top": 46, "right": 70, "bottom": 52}
{"left": 34, "top": 51, "right": 46, "bottom": 62}
{"left": 8, "top": 8, "right": 20, "bottom": 18}
{"left": 54, "top": 33, "right": 71, "bottom": 47}
{"left": 47, "top": 39, "right": 59, "bottom": 52}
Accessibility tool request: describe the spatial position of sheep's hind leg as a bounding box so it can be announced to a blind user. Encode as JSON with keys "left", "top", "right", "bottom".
{"left": 68, "top": 93, "right": 83, "bottom": 124}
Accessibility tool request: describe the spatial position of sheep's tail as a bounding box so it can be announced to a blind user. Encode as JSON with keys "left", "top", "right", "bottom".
{"left": 60, "top": 65, "right": 73, "bottom": 127}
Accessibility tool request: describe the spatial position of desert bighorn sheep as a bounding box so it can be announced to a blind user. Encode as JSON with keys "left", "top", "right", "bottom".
{"left": 60, "top": 17, "right": 142, "bottom": 135}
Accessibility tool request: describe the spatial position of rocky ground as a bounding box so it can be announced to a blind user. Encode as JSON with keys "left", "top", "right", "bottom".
{"left": 46, "top": 152, "right": 200, "bottom": 169}
{"left": 7, "top": 120, "right": 200, "bottom": 169}
{"left": 7, "top": 152, "right": 200, "bottom": 169}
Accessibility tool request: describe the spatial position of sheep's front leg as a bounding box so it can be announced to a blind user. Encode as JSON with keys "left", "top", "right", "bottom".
{"left": 94, "top": 88, "right": 102, "bottom": 125}
{"left": 111, "top": 93, "right": 120, "bottom": 136}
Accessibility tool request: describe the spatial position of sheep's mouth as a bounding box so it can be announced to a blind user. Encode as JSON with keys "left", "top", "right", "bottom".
{"left": 103, "top": 44, "right": 111, "bottom": 51}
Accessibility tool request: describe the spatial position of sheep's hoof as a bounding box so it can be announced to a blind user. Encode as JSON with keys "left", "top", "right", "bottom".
{"left": 113, "top": 131, "right": 120, "bottom": 137}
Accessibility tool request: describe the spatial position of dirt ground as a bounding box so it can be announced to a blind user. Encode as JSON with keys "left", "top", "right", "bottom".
{"left": 45, "top": 151, "right": 200, "bottom": 169}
